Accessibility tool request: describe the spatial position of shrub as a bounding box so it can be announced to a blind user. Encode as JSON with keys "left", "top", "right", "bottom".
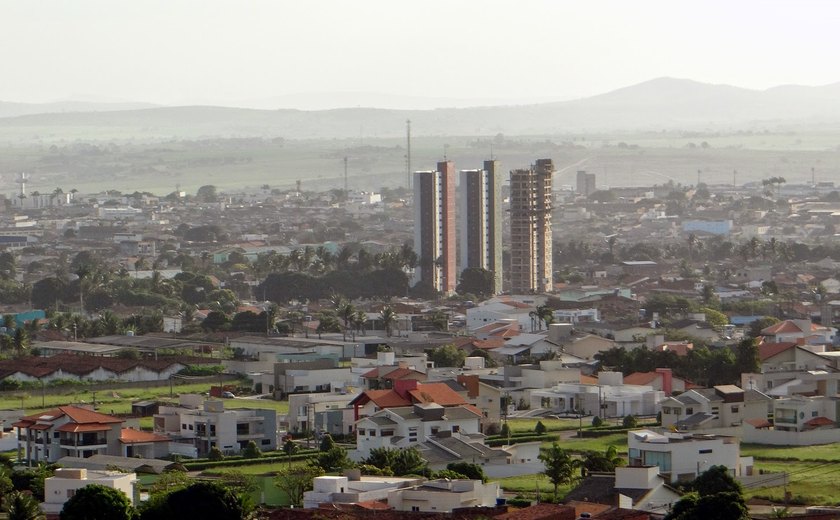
{"left": 591, "top": 416, "right": 603, "bottom": 427}
{"left": 208, "top": 447, "right": 225, "bottom": 461}
{"left": 534, "top": 421, "right": 547, "bottom": 435}
{"left": 622, "top": 415, "right": 638, "bottom": 428}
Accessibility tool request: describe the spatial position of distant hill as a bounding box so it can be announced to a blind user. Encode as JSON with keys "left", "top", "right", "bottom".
{"left": 0, "top": 100, "right": 159, "bottom": 119}
{"left": 3, "top": 78, "right": 840, "bottom": 140}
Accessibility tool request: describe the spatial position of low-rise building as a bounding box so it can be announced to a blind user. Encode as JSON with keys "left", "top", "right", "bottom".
{"left": 42, "top": 468, "right": 137, "bottom": 516}
{"left": 627, "top": 429, "right": 753, "bottom": 484}
{"left": 387, "top": 479, "right": 500, "bottom": 512}
{"left": 14, "top": 406, "right": 124, "bottom": 464}
{"left": 659, "top": 385, "right": 772, "bottom": 432}
{"left": 303, "top": 473, "right": 423, "bottom": 509}
{"left": 153, "top": 395, "right": 278, "bottom": 457}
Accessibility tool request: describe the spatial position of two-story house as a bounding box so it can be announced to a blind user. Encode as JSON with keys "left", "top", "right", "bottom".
{"left": 354, "top": 402, "right": 482, "bottom": 459}
{"left": 659, "top": 385, "right": 772, "bottom": 432}
{"left": 13, "top": 406, "right": 124, "bottom": 464}
{"left": 153, "top": 395, "right": 277, "bottom": 457}
{"left": 627, "top": 429, "right": 753, "bottom": 484}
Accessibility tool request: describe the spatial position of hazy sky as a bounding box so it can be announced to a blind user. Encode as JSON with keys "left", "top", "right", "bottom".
{"left": 3, "top": 0, "right": 840, "bottom": 109}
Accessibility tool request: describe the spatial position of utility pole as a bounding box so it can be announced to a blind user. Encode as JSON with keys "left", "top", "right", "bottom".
{"left": 343, "top": 156, "right": 348, "bottom": 195}
{"left": 406, "top": 119, "right": 412, "bottom": 189}
{"left": 733, "top": 169, "right": 737, "bottom": 188}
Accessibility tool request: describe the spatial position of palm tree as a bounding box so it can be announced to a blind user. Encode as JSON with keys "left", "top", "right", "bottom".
{"left": 353, "top": 310, "right": 368, "bottom": 337}
{"left": 379, "top": 306, "right": 397, "bottom": 337}
{"left": 528, "top": 310, "right": 539, "bottom": 332}
{"left": 4, "top": 491, "right": 44, "bottom": 520}
{"left": 338, "top": 301, "right": 355, "bottom": 341}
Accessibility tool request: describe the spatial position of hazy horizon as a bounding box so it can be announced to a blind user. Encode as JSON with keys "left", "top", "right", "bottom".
{"left": 4, "top": 1, "right": 840, "bottom": 110}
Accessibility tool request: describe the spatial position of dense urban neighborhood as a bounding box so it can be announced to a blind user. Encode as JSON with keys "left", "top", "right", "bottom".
{"left": 0, "top": 164, "right": 838, "bottom": 519}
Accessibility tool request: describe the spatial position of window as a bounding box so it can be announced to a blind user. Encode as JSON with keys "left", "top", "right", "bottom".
{"left": 731, "top": 405, "right": 739, "bottom": 413}
{"left": 431, "top": 427, "right": 439, "bottom": 435}
{"left": 412, "top": 507, "right": 420, "bottom": 512}
{"left": 662, "top": 407, "right": 671, "bottom": 414}
{"left": 711, "top": 407, "right": 719, "bottom": 415}
{"left": 54, "top": 432, "right": 60, "bottom": 439}
{"left": 189, "top": 425, "right": 193, "bottom": 431}
{"left": 67, "top": 489, "right": 76, "bottom": 498}
{"left": 261, "top": 439, "right": 271, "bottom": 445}
{"left": 408, "top": 427, "right": 418, "bottom": 442}
{"left": 381, "top": 430, "right": 394, "bottom": 437}
{"left": 812, "top": 411, "right": 819, "bottom": 417}
{"left": 357, "top": 429, "right": 365, "bottom": 436}
{"left": 699, "top": 449, "right": 713, "bottom": 454}
{"left": 182, "top": 424, "right": 187, "bottom": 430}
{"left": 686, "top": 408, "right": 694, "bottom": 415}
{"left": 452, "top": 425, "right": 460, "bottom": 433}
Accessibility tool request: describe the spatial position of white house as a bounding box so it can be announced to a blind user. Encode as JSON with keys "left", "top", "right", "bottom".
{"left": 659, "top": 385, "right": 772, "bottom": 432}
{"left": 387, "top": 479, "right": 500, "bottom": 512}
{"left": 627, "top": 429, "right": 753, "bottom": 484}
{"left": 353, "top": 403, "right": 481, "bottom": 459}
{"left": 42, "top": 468, "right": 137, "bottom": 515}
{"left": 153, "top": 396, "right": 278, "bottom": 457}
{"left": 466, "top": 300, "right": 534, "bottom": 332}
{"left": 530, "top": 372, "right": 663, "bottom": 417}
{"left": 303, "top": 473, "right": 422, "bottom": 509}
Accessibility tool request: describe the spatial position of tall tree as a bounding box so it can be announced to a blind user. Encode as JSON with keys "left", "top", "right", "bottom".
{"left": 59, "top": 484, "right": 133, "bottom": 520}
{"left": 5, "top": 491, "right": 44, "bottom": 520}
{"left": 539, "top": 443, "right": 581, "bottom": 496}
{"left": 379, "top": 306, "right": 397, "bottom": 337}
{"left": 274, "top": 466, "right": 323, "bottom": 507}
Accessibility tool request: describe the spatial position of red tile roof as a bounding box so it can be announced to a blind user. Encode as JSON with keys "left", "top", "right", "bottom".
{"left": 120, "top": 428, "right": 170, "bottom": 444}
{"left": 757, "top": 342, "right": 796, "bottom": 362}
{"left": 762, "top": 321, "right": 804, "bottom": 334}
{"left": 408, "top": 383, "right": 468, "bottom": 406}
{"left": 805, "top": 416, "right": 834, "bottom": 427}
{"left": 622, "top": 372, "right": 659, "bottom": 386}
{"left": 362, "top": 390, "right": 411, "bottom": 408}
{"left": 56, "top": 423, "right": 111, "bottom": 433}
{"left": 381, "top": 368, "right": 424, "bottom": 381}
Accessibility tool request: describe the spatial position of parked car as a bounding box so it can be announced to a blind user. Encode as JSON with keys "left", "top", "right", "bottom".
{"left": 221, "top": 391, "right": 236, "bottom": 398}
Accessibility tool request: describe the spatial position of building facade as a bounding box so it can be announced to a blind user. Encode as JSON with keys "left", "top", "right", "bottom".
{"left": 509, "top": 159, "right": 553, "bottom": 294}
{"left": 576, "top": 170, "right": 596, "bottom": 197}
{"left": 459, "top": 160, "right": 502, "bottom": 295}
{"left": 413, "top": 161, "right": 456, "bottom": 294}
{"left": 13, "top": 406, "right": 124, "bottom": 464}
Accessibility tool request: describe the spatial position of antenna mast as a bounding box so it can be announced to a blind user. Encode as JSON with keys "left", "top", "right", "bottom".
{"left": 406, "top": 119, "right": 412, "bottom": 189}
{"left": 344, "top": 156, "right": 349, "bottom": 195}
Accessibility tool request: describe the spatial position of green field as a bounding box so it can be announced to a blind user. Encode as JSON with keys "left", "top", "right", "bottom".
{"left": 0, "top": 381, "right": 289, "bottom": 418}
{"left": 741, "top": 443, "right": 840, "bottom": 462}
{"left": 745, "top": 461, "right": 840, "bottom": 506}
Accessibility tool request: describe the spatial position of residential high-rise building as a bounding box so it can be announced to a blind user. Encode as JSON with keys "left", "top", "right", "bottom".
{"left": 509, "top": 159, "right": 554, "bottom": 294}
{"left": 577, "top": 170, "right": 596, "bottom": 197}
{"left": 413, "top": 161, "right": 456, "bottom": 294}
{"left": 459, "top": 160, "right": 503, "bottom": 295}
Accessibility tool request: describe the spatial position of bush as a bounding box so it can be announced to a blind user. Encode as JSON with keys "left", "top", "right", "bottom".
{"left": 591, "top": 416, "right": 603, "bottom": 427}
{"left": 484, "top": 423, "right": 501, "bottom": 436}
{"left": 534, "top": 421, "right": 547, "bottom": 435}
{"left": 208, "top": 447, "right": 225, "bottom": 461}
{"left": 241, "top": 440, "right": 261, "bottom": 459}
{"left": 500, "top": 423, "right": 511, "bottom": 438}
{"left": 623, "top": 415, "right": 638, "bottom": 428}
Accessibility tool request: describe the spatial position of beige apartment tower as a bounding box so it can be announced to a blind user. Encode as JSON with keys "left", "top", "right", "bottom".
{"left": 509, "top": 159, "right": 553, "bottom": 294}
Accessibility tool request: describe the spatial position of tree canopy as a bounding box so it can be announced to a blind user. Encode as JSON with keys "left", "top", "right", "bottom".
{"left": 60, "top": 484, "right": 133, "bottom": 520}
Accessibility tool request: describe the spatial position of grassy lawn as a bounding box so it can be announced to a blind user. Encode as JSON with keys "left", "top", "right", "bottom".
{"left": 548, "top": 433, "right": 628, "bottom": 454}
{"left": 741, "top": 443, "right": 840, "bottom": 462}
{"left": 0, "top": 381, "right": 288, "bottom": 418}
{"left": 744, "top": 461, "right": 840, "bottom": 506}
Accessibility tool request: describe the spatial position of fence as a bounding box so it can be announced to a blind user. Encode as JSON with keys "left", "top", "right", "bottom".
{"left": 0, "top": 373, "right": 241, "bottom": 400}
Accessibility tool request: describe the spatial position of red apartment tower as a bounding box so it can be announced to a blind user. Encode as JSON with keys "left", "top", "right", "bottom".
{"left": 413, "top": 161, "right": 457, "bottom": 294}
